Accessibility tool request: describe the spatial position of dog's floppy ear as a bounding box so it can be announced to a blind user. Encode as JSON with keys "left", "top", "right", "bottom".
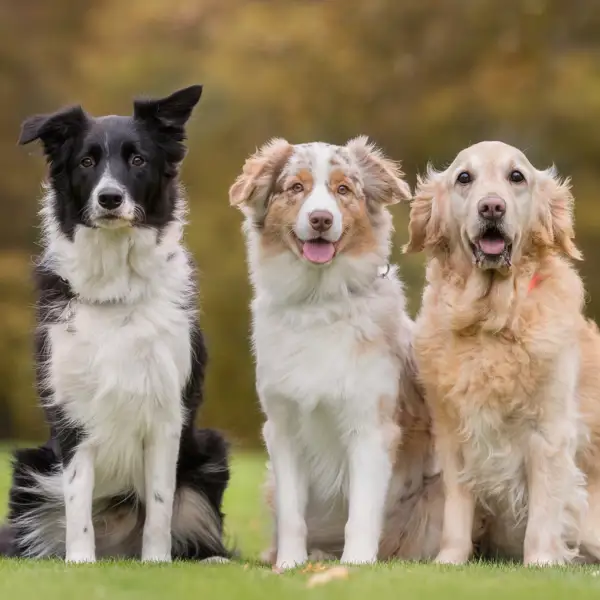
{"left": 346, "top": 136, "right": 411, "bottom": 206}
{"left": 534, "top": 168, "right": 582, "bottom": 261}
{"left": 18, "top": 105, "right": 88, "bottom": 160}
{"left": 229, "top": 138, "right": 293, "bottom": 217}
{"left": 403, "top": 165, "right": 446, "bottom": 254}
{"left": 133, "top": 84, "right": 203, "bottom": 131}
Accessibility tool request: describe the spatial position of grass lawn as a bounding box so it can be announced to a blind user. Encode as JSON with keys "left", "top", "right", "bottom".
{"left": 0, "top": 448, "right": 599, "bottom": 598}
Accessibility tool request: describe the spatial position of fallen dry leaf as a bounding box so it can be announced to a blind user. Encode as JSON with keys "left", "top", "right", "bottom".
{"left": 300, "top": 562, "right": 328, "bottom": 574}
{"left": 306, "top": 566, "right": 350, "bottom": 588}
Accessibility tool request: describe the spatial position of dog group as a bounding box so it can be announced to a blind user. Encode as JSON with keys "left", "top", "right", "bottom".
{"left": 0, "top": 83, "right": 599, "bottom": 570}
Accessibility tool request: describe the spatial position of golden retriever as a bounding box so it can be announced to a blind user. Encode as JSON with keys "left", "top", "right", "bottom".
{"left": 405, "top": 140, "right": 600, "bottom": 565}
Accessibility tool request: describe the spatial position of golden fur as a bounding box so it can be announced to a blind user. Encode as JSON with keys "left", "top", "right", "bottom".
{"left": 406, "top": 140, "right": 600, "bottom": 565}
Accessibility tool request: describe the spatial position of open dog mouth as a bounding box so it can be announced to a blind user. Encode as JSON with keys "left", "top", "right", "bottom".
{"left": 293, "top": 234, "right": 339, "bottom": 264}
{"left": 470, "top": 226, "right": 512, "bottom": 267}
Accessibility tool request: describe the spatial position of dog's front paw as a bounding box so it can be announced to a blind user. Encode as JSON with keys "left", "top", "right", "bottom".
{"left": 524, "top": 553, "right": 564, "bottom": 567}
{"left": 275, "top": 553, "right": 307, "bottom": 571}
{"left": 340, "top": 551, "right": 377, "bottom": 565}
{"left": 435, "top": 546, "right": 471, "bottom": 565}
{"left": 142, "top": 543, "right": 172, "bottom": 563}
{"left": 66, "top": 552, "right": 96, "bottom": 564}
{"left": 142, "top": 552, "right": 172, "bottom": 563}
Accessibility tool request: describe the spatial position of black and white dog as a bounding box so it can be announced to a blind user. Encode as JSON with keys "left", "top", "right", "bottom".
{"left": 0, "top": 85, "right": 230, "bottom": 562}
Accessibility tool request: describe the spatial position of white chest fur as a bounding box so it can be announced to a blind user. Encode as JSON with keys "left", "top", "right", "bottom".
{"left": 43, "top": 222, "right": 193, "bottom": 499}
{"left": 253, "top": 286, "right": 402, "bottom": 499}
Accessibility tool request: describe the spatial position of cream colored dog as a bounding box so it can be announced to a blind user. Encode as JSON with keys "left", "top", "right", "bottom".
{"left": 406, "top": 141, "right": 600, "bottom": 565}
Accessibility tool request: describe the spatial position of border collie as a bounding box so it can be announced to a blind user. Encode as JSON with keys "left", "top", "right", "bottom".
{"left": 230, "top": 138, "right": 444, "bottom": 569}
{"left": 0, "top": 85, "right": 230, "bottom": 562}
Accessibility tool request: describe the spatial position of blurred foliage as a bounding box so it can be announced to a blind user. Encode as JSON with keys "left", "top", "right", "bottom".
{"left": 2, "top": 0, "right": 600, "bottom": 445}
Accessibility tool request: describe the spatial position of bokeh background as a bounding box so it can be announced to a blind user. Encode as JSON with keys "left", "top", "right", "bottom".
{"left": 2, "top": 0, "right": 600, "bottom": 446}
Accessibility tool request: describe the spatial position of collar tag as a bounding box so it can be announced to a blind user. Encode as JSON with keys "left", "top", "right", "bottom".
{"left": 379, "top": 264, "right": 391, "bottom": 279}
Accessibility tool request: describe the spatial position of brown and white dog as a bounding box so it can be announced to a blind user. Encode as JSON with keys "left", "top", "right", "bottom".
{"left": 406, "top": 140, "right": 600, "bottom": 565}
{"left": 230, "top": 138, "right": 443, "bottom": 569}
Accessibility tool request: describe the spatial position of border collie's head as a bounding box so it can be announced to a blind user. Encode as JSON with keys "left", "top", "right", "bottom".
{"left": 19, "top": 85, "right": 203, "bottom": 238}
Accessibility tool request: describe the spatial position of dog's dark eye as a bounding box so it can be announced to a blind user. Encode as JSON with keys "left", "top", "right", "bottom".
{"left": 80, "top": 157, "right": 94, "bottom": 168}
{"left": 130, "top": 155, "right": 145, "bottom": 167}
{"left": 456, "top": 171, "right": 472, "bottom": 185}
{"left": 509, "top": 169, "right": 525, "bottom": 183}
{"left": 290, "top": 182, "right": 304, "bottom": 194}
{"left": 337, "top": 184, "right": 350, "bottom": 195}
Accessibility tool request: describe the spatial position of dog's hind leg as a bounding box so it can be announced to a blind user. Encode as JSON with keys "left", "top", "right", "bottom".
{"left": 171, "top": 428, "right": 231, "bottom": 561}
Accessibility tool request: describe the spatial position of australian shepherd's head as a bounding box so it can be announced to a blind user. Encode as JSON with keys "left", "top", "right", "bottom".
{"left": 230, "top": 137, "right": 411, "bottom": 302}
{"left": 19, "top": 85, "right": 203, "bottom": 239}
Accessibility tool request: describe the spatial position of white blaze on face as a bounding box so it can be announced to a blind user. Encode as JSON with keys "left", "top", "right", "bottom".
{"left": 90, "top": 167, "right": 136, "bottom": 226}
{"left": 294, "top": 148, "right": 343, "bottom": 265}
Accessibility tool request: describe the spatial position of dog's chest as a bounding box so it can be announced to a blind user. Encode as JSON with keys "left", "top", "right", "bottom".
{"left": 254, "top": 304, "right": 399, "bottom": 415}
{"left": 49, "top": 297, "right": 191, "bottom": 436}
{"left": 255, "top": 302, "right": 400, "bottom": 499}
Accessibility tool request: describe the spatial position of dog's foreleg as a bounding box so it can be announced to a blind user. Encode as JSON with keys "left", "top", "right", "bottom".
{"left": 341, "top": 428, "right": 392, "bottom": 564}
{"left": 435, "top": 435, "right": 475, "bottom": 565}
{"left": 64, "top": 446, "right": 96, "bottom": 563}
{"left": 524, "top": 350, "right": 583, "bottom": 566}
{"left": 524, "top": 430, "right": 582, "bottom": 566}
{"left": 142, "top": 417, "right": 182, "bottom": 562}
{"left": 263, "top": 418, "right": 308, "bottom": 570}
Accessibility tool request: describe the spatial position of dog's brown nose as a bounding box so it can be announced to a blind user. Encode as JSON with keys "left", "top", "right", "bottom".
{"left": 478, "top": 197, "right": 506, "bottom": 221}
{"left": 309, "top": 210, "right": 333, "bottom": 232}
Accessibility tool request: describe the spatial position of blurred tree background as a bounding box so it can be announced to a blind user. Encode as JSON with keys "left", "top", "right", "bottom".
{"left": 1, "top": 0, "right": 600, "bottom": 446}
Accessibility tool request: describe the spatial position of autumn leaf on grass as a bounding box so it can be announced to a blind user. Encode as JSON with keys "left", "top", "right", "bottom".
{"left": 300, "top": 562, "right": 328, "bottom": 574}
{"left": 306, "top": 566, "right": 350, "bottom": 588}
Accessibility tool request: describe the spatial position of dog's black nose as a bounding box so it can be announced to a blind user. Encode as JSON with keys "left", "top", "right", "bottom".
{"left": 478, "top": 196, "right": 506, "bottom": 220}
{"left": 98, "top": 189, "right": 124, "bottom": 210}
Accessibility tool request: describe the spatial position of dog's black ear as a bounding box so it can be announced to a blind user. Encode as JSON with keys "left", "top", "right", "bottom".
{"left": 133, "top": 85, "right": 203, "bottom": 130}
{"left": 19, "top": 105, "right": 88, "bottom": 158}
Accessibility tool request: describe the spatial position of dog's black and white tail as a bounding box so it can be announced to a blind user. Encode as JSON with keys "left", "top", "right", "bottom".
{"left": 0, "top": 428, "right": 231, "bottom": 560}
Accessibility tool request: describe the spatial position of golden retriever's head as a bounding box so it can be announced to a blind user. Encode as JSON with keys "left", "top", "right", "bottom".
{"left": 405, "top": 141, "right": 581, "bottom": 270}
{"left": 230, "top": 136, "right": 410, "bottom": 267}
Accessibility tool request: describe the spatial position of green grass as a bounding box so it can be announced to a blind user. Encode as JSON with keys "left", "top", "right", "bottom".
{"left": 0, "top": 448, "right": 599, "bottom": 598}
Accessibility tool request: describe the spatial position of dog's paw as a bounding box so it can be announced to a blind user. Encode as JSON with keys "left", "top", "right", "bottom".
{"left": 524, "top": 553, "right": 564, "bottom": 567}
{"left": 66, "top": 552, "right": 96, "bottom": 564}
{"left": 141, "top": 551, "right": 172, "bottom": 563}
{"left": 340, "top": 551, "right": 376, "bottom": 565}
{"left": 435, "top": 547, "right": 470, "bottom": 565}
{"left": 275, "top": 554, "right": 307, "bottom": 570}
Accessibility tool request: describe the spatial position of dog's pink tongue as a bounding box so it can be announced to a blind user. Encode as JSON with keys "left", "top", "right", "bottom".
{"left": 478, "top": 238, "right": 506, "bottom": 255}
{"left": 303, "top": 240, "right": 335, "bottom": 264}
